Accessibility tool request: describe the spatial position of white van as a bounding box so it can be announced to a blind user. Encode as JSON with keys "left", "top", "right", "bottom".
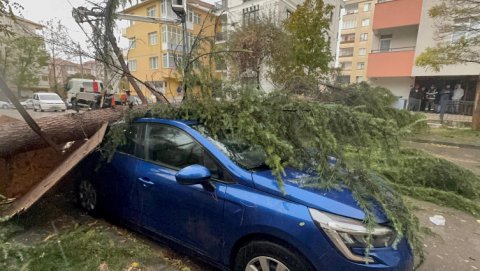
{"left": 65, "top": 78, "right": 104, "bottom": 106}
{"left": 32, "top": 92, "right": 67, "bottom": 112}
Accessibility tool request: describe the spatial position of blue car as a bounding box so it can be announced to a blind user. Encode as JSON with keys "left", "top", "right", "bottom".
{"left": 77, "top": 118, "right": 414, "bottom": 271}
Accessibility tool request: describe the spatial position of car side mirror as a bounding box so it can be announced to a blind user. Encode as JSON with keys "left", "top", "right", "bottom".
{"left": 176, "top": 165, "right": 211, "bottom": 186}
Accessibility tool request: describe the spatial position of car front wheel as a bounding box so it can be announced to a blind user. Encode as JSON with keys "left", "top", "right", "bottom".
{"left": 234, "top": 241, "right": 312, "bottom": 271}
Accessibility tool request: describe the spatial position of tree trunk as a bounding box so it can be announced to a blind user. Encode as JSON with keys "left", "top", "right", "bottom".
{"left": 473, "top": 81, "right": 480, "bottom": 130}
{"left": 0, "top": 107, "right": 129, "bottom": 158}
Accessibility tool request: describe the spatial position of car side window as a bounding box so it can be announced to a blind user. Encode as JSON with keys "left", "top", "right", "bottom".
{"left": 117, "top": 124, "right": 146, "bottom": 159}
{"left": 146, "top": 124, "right": 202, "bottom": 169}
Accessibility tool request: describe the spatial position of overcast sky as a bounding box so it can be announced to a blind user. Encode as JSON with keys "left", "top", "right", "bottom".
{"left": 16, "top": 0, "right": 129, "bottom": 61}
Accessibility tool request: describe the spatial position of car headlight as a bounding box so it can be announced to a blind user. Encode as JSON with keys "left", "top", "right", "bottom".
{"left": 309, "top": 208, "right": 396, "bottom": 263}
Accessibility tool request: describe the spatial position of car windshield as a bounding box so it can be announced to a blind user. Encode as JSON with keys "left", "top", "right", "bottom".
{"left": 193, "top": 125, "right": 268, "bottom": 170}
{"left": 39, "top": 94, "right": 62, "bottom": 101}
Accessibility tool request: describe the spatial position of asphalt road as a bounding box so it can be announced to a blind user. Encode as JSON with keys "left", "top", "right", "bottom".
{"left": 0, "top": 108, "right": 79, "bottom": 121}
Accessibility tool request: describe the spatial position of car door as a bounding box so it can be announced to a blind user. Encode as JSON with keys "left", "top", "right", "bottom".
{"left": 99, "top": 123, "right": 146, "bottom": 225}
{"left": 135, "top": 123, "right": 228, "bottom": 261}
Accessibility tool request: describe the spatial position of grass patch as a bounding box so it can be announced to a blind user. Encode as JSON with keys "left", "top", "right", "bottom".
{"left": 0, "top": 223, "right": 162, "bottom": 271}
{"left": 411, "top": 127, "right": 480, "bottom": 146}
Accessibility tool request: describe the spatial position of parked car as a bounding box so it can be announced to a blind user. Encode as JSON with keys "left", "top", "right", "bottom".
{"left": 78, "top": 118, "right": 414, "bottom": 271}
{"left": 20, "top": 99, "right": 35, "bottom": 109}
{"left": 32, "top": 92, "right": 67, "bottom": 112}
{"left": 0, "top": 100, "right": 13, "bottom": 109}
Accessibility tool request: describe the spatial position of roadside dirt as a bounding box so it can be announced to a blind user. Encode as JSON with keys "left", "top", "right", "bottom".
{"left": 412, "top": 199, "right": 480, "bottom": 271}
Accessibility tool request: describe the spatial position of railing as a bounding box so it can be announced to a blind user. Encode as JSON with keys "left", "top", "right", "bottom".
{"left": 371, "top": 46, "right": 415, "bottom": 53}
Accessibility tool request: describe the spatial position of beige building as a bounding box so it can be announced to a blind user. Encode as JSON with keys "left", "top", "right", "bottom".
{"left": 337, "top": 0, "right": 376, "bottom": 84}
{"left": 367, "top": 0, "right": 479, "bottom": 114}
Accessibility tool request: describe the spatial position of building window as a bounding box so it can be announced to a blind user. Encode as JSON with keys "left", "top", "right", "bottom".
{"left": 380, "top": 34, "right": 392, "bottom": 51}
{"left": 161, "top": 0, "right": 178, "bottom": 19}
{"left": 162, "top": 25, "right": 184, "bottom": 51}
{"left": 340, "top": 62, "right": 352, "bottom": 70}
{"left": 345, "top": 4, "right": 358, "bottom": 14}
{"left": 342, "top": 20, "right": 357, "bottom": 29}
{"left": 162, "top": 52, "right": 181, "bottom": 68}
{"left": 150, "top": 56, "right": 159, "bottom": 69}
{"left": 358, "top": 48, "right": 366, "bottom": 56}
{"left": 363, "top": 3, "right": 371, "bottom": 12}
{"left": 286, "top": 10, "right": 292, "bottom": 19}
{"left": 357, "top": 62, "right": 365, "bottom": 70}
{"left": 147, "top": 6, "right": 156, "bottom": 17}
{"left": 452, "top": 17, "right": 480, "bottom": 42}
{"left": 129, "top": 37, "right": 136, "bottom": 49}
{"left": 187, "top": 9, "right": 201, "bottom": 24}
{"left": 41, "top": 75, "right": 48, "bottom": 81}
{"left": 339, "top": 47, "right": 354, "bottom": 57}
{"left": 148, "top": 32, "right": 158, "bottom": 45}
{"left": 362, "top": 18, "right": 370, "bottom": 27}
{"left": 340, "top": 33, "right": 355, "bottom": 43}
{"left": 194, "top": 12, "right": 201, "bottom": 24}
{"left": 243, "top": 5, "right": 260, "bottom": 25}
{"left": 360, "top": 33, "right": 368, "bottom": 41}
{"left": 356, "top": 76, "right": 364, "bottom": 83}
{"left": 337, "top": 75, "right": 350, "bottom": 85}
{"left": 128, "top": 60, "right": 137, "bottom": 71}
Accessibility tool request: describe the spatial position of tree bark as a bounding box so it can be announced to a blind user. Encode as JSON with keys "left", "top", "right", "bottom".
{"left": 0, "top": 107, "right": 128, "bottom": 158}
{"left": 473, "top": 80, "right": 480, "bottom": 130}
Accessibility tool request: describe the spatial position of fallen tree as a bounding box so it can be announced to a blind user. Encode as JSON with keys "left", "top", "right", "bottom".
{"left": 0, "top": 107, "right": 127, "bottom": 158}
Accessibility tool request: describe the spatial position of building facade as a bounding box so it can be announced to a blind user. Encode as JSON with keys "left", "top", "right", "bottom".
{"left": 49, "top": 58, "right": 95, "bottom": 91}
{"left": 223, "top": 0, "right": 342, "bottom": 92}
{"left": 0, "top": 16, "right": 49, "bottom": 98}
{"left": 367, "top": 0, "right": 480, "bottom": 112}
{"left": 123, "top": 0, "right": 217, "bottom": 102}
{"left": 337, "top": 0, "right": 376, "bottom": 84}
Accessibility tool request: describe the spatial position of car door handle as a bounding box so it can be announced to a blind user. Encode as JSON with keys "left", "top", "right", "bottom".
{"left": 138, "top": 177, "right": 154, "bottom": 187}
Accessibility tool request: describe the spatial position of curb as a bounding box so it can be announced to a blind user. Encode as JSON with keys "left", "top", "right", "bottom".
{"left": 407, "top": 139, "right": 480, "bottom": 150}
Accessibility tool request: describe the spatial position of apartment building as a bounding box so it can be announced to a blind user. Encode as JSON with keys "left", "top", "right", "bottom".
{"left": 0, "top": 16, "right": 49, "bottom": 98}
{"left": 223, "top": 0, "right": 342, "bottom": 91}
{"left": 367, "top": 0, "right": 480, "bottom": 109}
{"left": 337, "top": 0, "right": 376, "bottom": 84}
{"left": 123, "top": 0, "right": 217, "bottom": 101}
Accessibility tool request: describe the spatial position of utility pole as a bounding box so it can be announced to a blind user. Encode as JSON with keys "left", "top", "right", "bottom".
{"left": 78, "top": 42, "right": 84, "bottom": 78}
{"left": 171, "top": 0, "right": 188, "bottom": 99}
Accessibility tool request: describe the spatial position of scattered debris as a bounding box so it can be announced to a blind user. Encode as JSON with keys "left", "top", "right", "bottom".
{"left": 429, "top": 215, "right": 446, "bottom": 226}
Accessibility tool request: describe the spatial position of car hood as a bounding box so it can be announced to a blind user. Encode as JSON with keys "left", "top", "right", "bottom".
{"left": 252, "top": 168, "right": 388, "bottom": 223}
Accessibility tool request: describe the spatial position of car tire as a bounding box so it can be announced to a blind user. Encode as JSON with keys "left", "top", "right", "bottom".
{"left": 62, "top": 109, "right": 66, "bottom": 112}
{"left": 77, "top": 178, "right": 99, "bottom": 215}
{"left": 1, "top": 105, "right": 7, "bottom": 109}
{"left": 233, "top": 240, "right": 313, "bottom": 271}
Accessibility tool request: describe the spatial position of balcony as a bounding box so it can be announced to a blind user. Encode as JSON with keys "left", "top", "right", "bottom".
{"left": 373, "top": 0, "right": 422, "bottom": 30}
{"left": 367, "top": 47, "right": 415, "bottom": 78}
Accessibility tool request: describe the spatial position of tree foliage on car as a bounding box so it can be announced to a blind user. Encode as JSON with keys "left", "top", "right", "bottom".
{"left": 101, "top": 83, "right": 430, "bottom": 266}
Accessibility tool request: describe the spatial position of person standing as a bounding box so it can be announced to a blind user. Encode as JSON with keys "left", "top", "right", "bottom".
{"left": 439, "top": 84, "right": 452, "bottom": 122}
{"left": 420, "top": 86, "right": 427, "bottom": 111}
{"left": 408, "top": 85, "right": 422, "bottom": 111}
{"left": 452, "top": 84, "right": 464, "bottom": 114}
{"left": 425, "top": 85, "right": 438, "bottom": 112}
